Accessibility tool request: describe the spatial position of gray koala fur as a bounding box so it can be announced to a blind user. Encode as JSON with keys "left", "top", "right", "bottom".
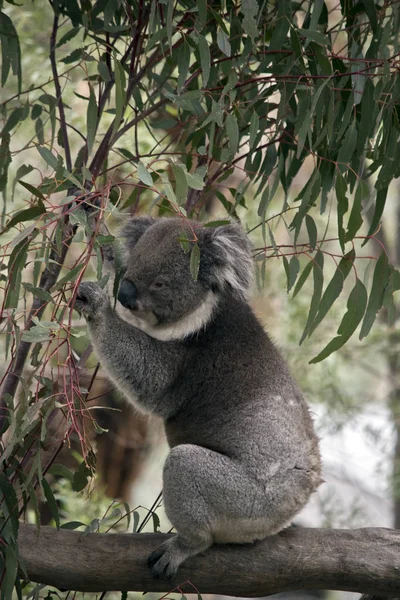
{"left": 75, "top": 215, "right": 321, "bottom": 581}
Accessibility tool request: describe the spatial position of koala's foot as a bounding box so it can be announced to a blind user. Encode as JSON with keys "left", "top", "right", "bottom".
{"left": 148, "top": 535, "right": 209, "bottom": 581}
{"left": 75, "top": 281, "right": 109, "bottom": 320}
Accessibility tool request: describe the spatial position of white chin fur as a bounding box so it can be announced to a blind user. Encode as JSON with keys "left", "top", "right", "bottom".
{"left": 116, "top": 291, "right": 218, "bottom": 342}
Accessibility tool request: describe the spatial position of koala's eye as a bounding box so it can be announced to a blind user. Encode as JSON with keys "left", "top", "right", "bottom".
{"left": 151, "top": 277, "right": 169, "bottom": 291}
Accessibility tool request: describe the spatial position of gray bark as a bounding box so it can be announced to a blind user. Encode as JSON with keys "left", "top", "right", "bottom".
{"left": 19, "top": 525, "right": 400, "bottom": 596}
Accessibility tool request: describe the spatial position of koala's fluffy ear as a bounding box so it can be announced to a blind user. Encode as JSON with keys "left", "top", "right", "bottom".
{"left": 120, "top": 216, "right": 156, "bottom": 249}
{"left": 199, "top": 223, "right": 253, "bottom": 299}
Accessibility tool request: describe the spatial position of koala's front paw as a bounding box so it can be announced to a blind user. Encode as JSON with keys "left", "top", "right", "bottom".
{"left": 72, "top": 190, "right": 101, "bottom": 215}
{"left": 75, "top": 281, "right": 108, "bottom": 320}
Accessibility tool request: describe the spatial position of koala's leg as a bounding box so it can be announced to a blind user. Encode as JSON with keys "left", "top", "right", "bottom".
{"left": 148, "top": 444, "right": 316, "bottom": 580}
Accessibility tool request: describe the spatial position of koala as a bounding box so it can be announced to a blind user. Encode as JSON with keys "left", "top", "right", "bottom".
{"left": 75, "top": 215, "right": 321, "bottom": 581}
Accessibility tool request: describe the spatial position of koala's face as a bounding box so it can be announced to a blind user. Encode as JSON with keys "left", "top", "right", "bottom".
{"left": 119, "top": 219, "right": 208, "bottom": 325}
{"left": 117, "top": 216, "right": 252, "bottom": 340}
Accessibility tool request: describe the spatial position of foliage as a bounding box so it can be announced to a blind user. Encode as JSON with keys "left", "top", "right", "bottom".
{"left": 1, "top": 0, "right": 400, "bottom": 596}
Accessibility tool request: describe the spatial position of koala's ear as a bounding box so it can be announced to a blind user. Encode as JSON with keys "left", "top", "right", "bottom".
{"left": 199, "top": 223, "right": 253, "bottom": 299}
{"left": 120, "top": 216, "right": 156, "bottom": 249}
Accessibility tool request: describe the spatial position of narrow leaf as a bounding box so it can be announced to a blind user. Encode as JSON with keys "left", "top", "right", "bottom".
{"left": 299, "top": 250, "right": 324, "bottom": 344}
{"left": 310, "top": 249, "right": 355, "bottom": 334}
{"left": 190, "top": 243, "right": 200, "bottom": 280}
{"left": 172, "top": 164, "right": 188, "bottom": 205}
{"left": 3, "top": 201, "right": 46, "bottom": 232}
{"left": 226, "top": 113, "right": 239, "bottom": 158}
{"left": 198, "top": 35, "right": 210, "bottom": 88}
{"left": 19, "top": 180, "right": 45, "bottom": 200}
{"left": 310, "top": 279, "right": 367, "bottom": 363}
{"left": 86, "top": 86, "right": 98, "bottom": 157}
{"left": 41, "top": 477, "right": 60, "bottom": 529}
{"left": 217, "top": 29, "right": 231, "bottom": 57}
{"left": 137, "top": 161, "right": 153, "bottom": 186}
{"left": 53, "top": 263, "right": 85, "bottom": 291}
{"left": 359, "top": 253, "right": 391, "bottom": 339}
{"left": 36, "top": 146, "right": 59, "bottom": 170}
{"left": 292, "top": 260, "right": 313, "bottom": 298}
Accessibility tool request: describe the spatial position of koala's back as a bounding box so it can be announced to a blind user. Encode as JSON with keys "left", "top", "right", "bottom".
{"left": 164, "top": 296, "right": 321, "bottom": 489}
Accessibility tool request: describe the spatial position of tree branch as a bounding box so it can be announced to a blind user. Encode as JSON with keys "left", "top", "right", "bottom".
{"left": 0, "top": 214, "right": 76, "bottom": 428}
{"left": 19, "top": 525, "right": 400, "bottom": 595}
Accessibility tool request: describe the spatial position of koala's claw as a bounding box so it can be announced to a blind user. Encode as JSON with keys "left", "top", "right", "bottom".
{"left": 148, "top": 544, "right": 178, "bottom": 581}
{"left": 74, "top": 281, "right": 108, "bottom": 319}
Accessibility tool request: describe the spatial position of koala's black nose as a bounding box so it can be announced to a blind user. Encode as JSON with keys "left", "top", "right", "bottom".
{"left": 118, "top": 279, "right": 137, "bottom": 309}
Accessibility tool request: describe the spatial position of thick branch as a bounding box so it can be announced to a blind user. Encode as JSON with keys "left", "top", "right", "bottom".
{"left": 19, "top": 525, "right": 400, "bottom": 595}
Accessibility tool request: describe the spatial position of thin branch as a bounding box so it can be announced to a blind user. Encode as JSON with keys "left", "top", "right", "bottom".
{"left": 19, "top": 525, "right": 400, "bottom": 595}
{"left": 0, "top": 213, "right": 77, "bottom": 430}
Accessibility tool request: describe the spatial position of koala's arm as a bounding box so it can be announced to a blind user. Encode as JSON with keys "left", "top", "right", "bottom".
{"left": 76, "top": 282, "right": 184, "bottom": 416}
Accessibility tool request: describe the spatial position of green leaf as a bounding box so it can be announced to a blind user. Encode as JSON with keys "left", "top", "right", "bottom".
{"left": 12, "top": 164, "right": 33, "bottom": 201}
{"left": 249, "top": 111, "right": 259, "bottom": 149}
{"left": 346, "top": 180, "right": 367, "bottom": 242}
{"left": 190, "top": 243, "right": 200, "bottom": 280}
{"left": 292, "top": 259, "right": 313, "bottom": 298}
{"left": 363, "top": 186, "right": 387, "bottom": 244}
{"left": 172, "top": 163, "right": 188, "bottom": 205}
{"left": 240, "top": 0, "right": 259, "bottom": 42}
{"left": 56, "top": 27, "right": 80, "bottom": 48}
{"left": 298, "top": 28, "right": 329, "bottom": 47}
{"left": 287, "top": 256, "right": 300, "bottom": 292}
{"left": 359, "top": 253, "right": 391, "bottom": 340}
{"left": 3, "top": 201, "right": 46, "bottom": 233}
{"left": 300, "top": 250, "right": 324, "bottom": 344}
{"left": 19, "top": 180, "right": 45, "bottom": 201}
{"left": 0, "top": 11, "right": 22, "bottom": 92}
{"left": 60, "top": 47, "right": 84, "bottom": 64}
{"left": 36, "top": 146, "right": 60, "bottom": 170}
{"left": 305, "top": 215, "right": 317, "bottom": 250}
{"left": 185, "top": 170, "right": 205, "bottom": 190}
{"left": 1, "top": 107, "right": 25, "bottom": 136}
{"left": 310, "top": 278, "right": 367, "bottom": 363}
{"left": 335, "top": 173, "right": 348, "bottom": 252}
{"left": 86, "top": 85, "right": 98, "bottom": 157}
{"left": 137, "top": 161, "right": 153, "bottom": 186}
{"left": 98, "top": 60, "right": 111, "bottom": 82}
{"left": 22, "top": 282, "right": 53, "bottom": 304}
{"left": 41, "top": 477, "right": 60, "bottom": 529}
{"left": 21, "top": 325, "right": 54, "bottom": 343}
{"left": 217, "top": 29, "right": 231, "bottom": 57}
{"left": 226, "top": 113, "right": 239, "bottom": 158}
{"left": 0, "top": 473, "right": 19, "bottom": 539}
{"left": 337, "top": 120, "right": 357, "bottom": 173}
{"left": 61, "top": 521, "right": 87, "bottom": 530}
{"left": 198, "top": 35, "right": 210, "bottom": 88}
{"left": 113, "top": 58, "right": 126, "bottom": 138}
{"left": 167, "top": 0, "right": 174, "bottom": 48}
{"left": 72, "top": 460, "right": 92, "bottom": 492}
{"left": 177, "top": 41, "right": 191, "bottom": 90}
{"left": 3, "top": 545, "right": 18, "bottom": 600}
{"left": 133, "top": 511, "right": 140, "bottom": 533}
{"left": 310, "top": 249, "right": 355, "bottom": 334}
{"left": 47, "top": 463, "right": 74, "bottom": 481}
{"left": 362, "top": 0, "right": 378, "bottom": 33}
{"left": 53, "top": 263, "right": 85, "bottom": 291}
